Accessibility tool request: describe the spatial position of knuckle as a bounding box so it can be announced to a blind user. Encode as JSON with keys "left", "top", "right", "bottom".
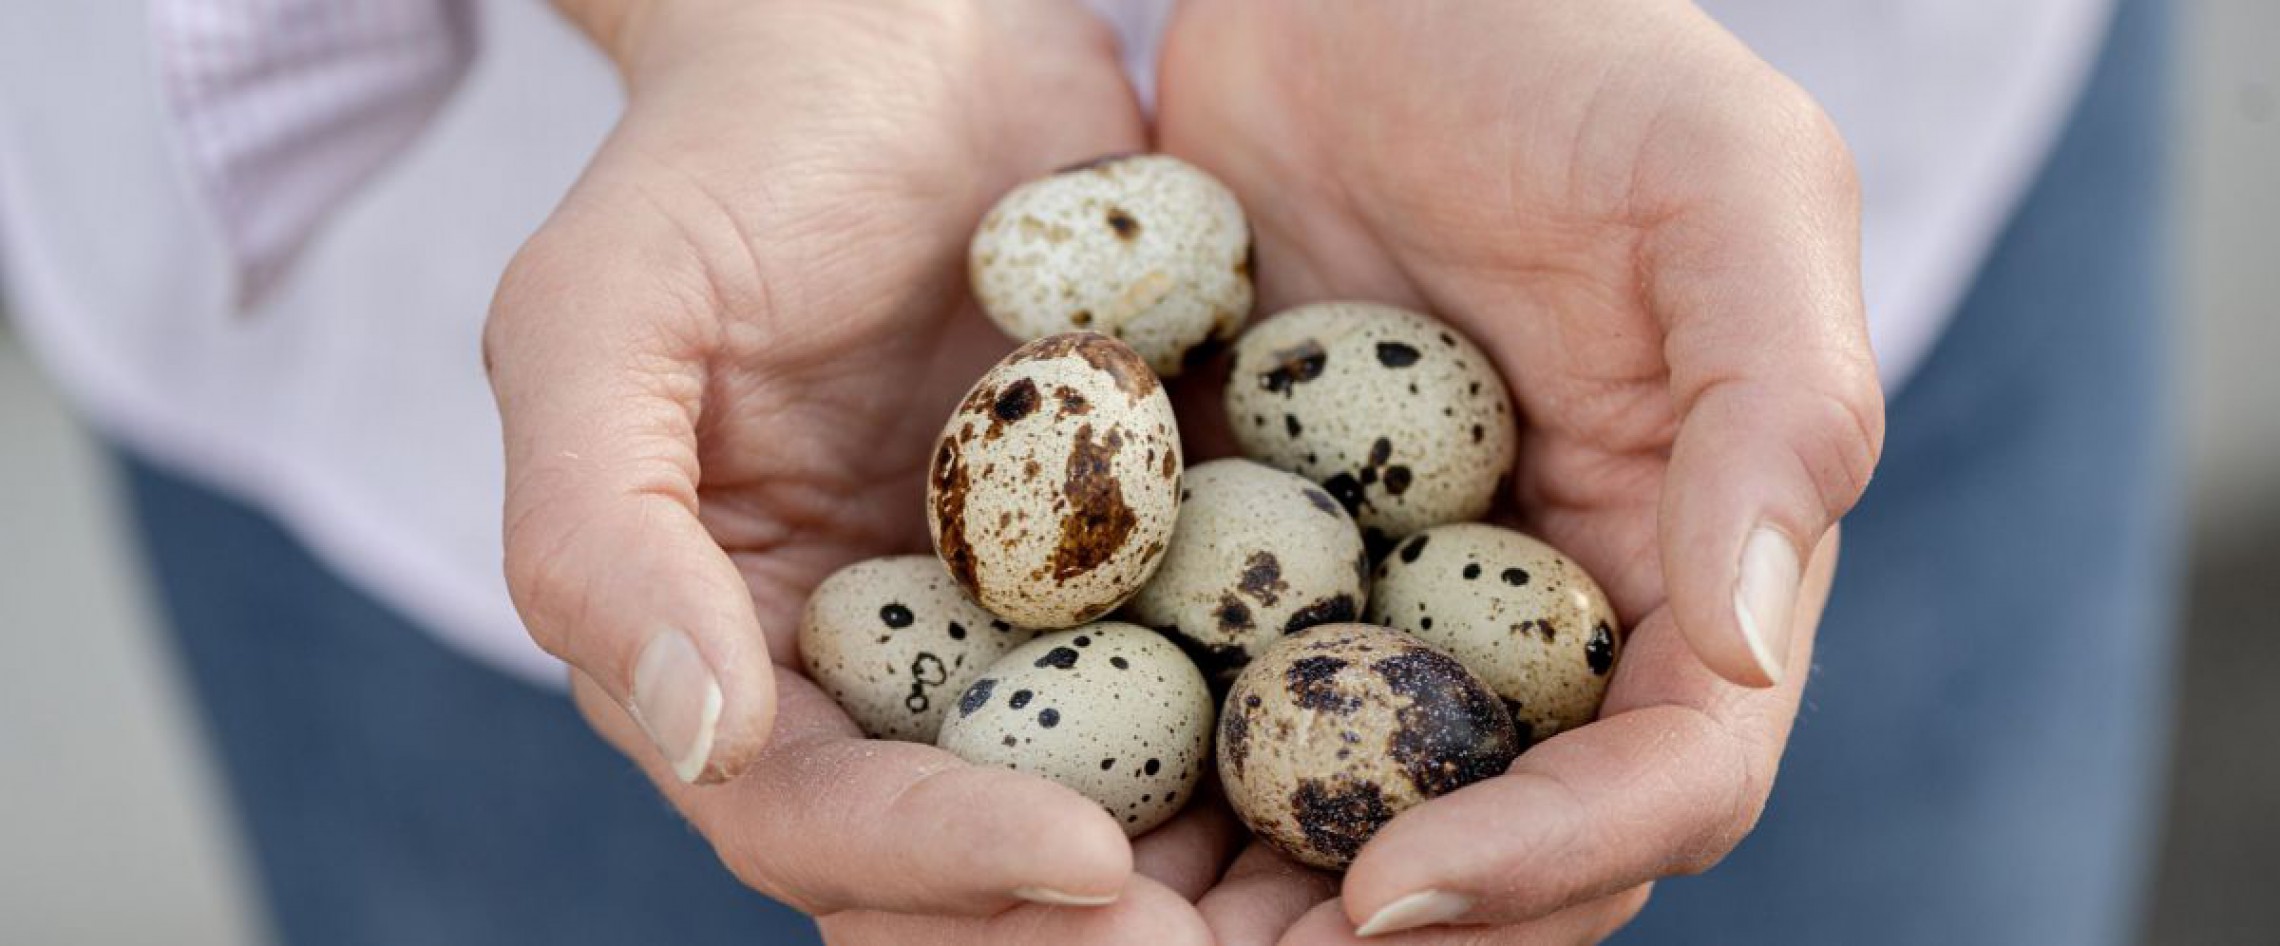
{"left": 1669, "top": 826, "right": 1742, "bottom": 876}
{"left": 710, "top": 837, "right": 819, "bottom": 915}
{"left": 484, "top": 237, "right": 572, "bottom": 379}
{"left": 1723, "top": 65, "right": 1857, "bottom": 207}
{"left": 1801, "top": 381, "right": 1886, "bottom": 517}
{"left": 1669, "top": 710, "right": 1775, "bottom": 876}
{"left": 1778, "top": 88, "right": 1858, "bottom": 202}
{"left": 499, "top": 493, "right": 592, "bottom": 660}
{"left": 1689, "top": 61, "right": 1859, "bottom": 214}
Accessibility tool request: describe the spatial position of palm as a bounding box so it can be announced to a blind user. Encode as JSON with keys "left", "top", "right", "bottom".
{"left": 579, "top": 0, "right": 1153, "bottom": 655}
{"left": 1164, "top": 0, "right": 1714, "bottom": 613}
{"left": 1153, "top": 1, "right": 1868, "bottom": 940}
{"left": 695, "top": 282, "right": 1021, "bottom": 654}
{"left": 494, "top": 4, "right": 1259, "bottom": 939}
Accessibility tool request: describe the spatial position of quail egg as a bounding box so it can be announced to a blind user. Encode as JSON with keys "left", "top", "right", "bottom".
{"left": 928, "top": 332, "right": 1182, "bottom": 628}
{"left": 1368, "top": 524, "right": 1623, "bottom": 744}
{"left": 1218, "top": 623, "right": 1520, "bottom": 870}
{"left": 1123, "top": 458, "right": 1369, "bottom": 680}
{"left": 969, "top": 154, "right": 1253, "bottom": 376}
{"left": 938, "top": 623, "right": 1215, "bottom": 836}
{"left": 798, "top": 556, "right": 1039, "bottom": 742}
{"left": 1224, "top": 301, "right": 1517, "bottom": 550}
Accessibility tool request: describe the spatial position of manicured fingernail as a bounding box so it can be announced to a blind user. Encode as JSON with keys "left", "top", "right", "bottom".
{"left": 1356, "top": 890, "right": 1473, "bottom": 937}
{"left": 1012, "top": 886, "right": 1120, "bottom": 907}
{"left": 1733, "top": 526, "right": 1801, "bottom": 687}
{"left": 631, "top": 628, "right": 721, "bottom": 783}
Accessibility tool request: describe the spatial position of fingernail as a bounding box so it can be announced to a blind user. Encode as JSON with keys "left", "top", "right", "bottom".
{"left": 1355, "top": 890, "right": 1473, "bottom": 937}
{"left": 631, "top": 628, "right": 722, "bottom": 783}
{"left": 1733, "top": 526, "right": 1801, "bottom": 687}
{"left": 1012, "top": 886, "right": 1120, "bottom": 907}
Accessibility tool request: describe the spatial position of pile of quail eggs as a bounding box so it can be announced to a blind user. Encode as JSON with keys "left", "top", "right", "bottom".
{"left": 798, "top": 154, "right": 1626, "bottom": 868}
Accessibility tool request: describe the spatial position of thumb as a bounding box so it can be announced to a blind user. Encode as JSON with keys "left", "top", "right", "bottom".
{"left": 1646, "top": 79, "right": 1886, "bottom": 688}
{"left": 484, "top": 219, "right": 775, "bottom": 783}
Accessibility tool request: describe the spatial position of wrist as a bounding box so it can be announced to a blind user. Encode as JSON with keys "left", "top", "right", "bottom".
{"left": 557, "top": 0, "right": 1003, "bottom": 88}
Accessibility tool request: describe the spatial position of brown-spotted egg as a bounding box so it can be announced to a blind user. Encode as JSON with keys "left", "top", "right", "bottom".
{"left": 798, "top": 556, "right": 1039, "bottom": 743}
{"left": 928, "top": 332, "right": 1181, "bottom": 628}
{"left": 1123, "top": 458, "right": 1369, "bottom": 681}
{"left": 1368, "top": 524, "right": 1623, "bottom": 743}
{"left": 1224, "top": 301, "right": 1517, "bottom": 551}
{"left": 969, "top": 154, "right": 1253, "bottom": 376}
{"left": 938, "top": 623, "right": 1214, "bottom": 836}
{"left": 1218, "top": 623, "right": 1520, "bottom": 870}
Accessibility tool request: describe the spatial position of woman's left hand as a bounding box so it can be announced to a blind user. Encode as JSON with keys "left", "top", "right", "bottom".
{"left": 1154, "top": 1, "right": 1885, "bottom": 940}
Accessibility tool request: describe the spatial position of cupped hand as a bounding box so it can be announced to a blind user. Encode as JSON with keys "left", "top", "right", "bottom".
{"left": 1157, "top": 0, "right": 1884, "bottom": 941}
{"left": 484, "top": 0, "right": 1229, "bottom": 940}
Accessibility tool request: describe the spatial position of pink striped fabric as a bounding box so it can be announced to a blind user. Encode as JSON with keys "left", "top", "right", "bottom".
{"left": 150, "top": 0, "right": 477, "bottom": 308}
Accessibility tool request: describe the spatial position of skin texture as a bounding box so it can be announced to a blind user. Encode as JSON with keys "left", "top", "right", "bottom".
{"left": 493, "top": 0, "right": 1883, "bottom": 943}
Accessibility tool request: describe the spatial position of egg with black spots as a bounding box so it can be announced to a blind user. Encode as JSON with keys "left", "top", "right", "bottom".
{"left": 970, "top": 154, "right": 1253, "bottom": 376}
{"left": 1218, "top": 623, "right": 1520, "bottom": 869}
{"left": 928, "top": 333, "right": 1182, "bottom": 628}
{"left": 1223, "top": 301, "right": 1517, "bottom": 546}
{"left": 1123, "top": 459, "right": 1369, "bottom": 681}
{"left": 799, "top": 556, "right": 1040, "bottom": 742}
{"left": 1368, "top": 524, "right": 1623, "bottom": 742}
{"left": 938, "top": 623, "right": 1214, "bottom": 836}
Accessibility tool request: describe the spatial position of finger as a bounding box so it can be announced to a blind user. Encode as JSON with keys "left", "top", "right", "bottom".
{"left": 1283, "top": 885, "right": 1652, "bottom": 945}
{"left": 1199, "top": 845, "right": 1341, "bottom": 946}
{"left": 1132, "top": 789, "right": 1245, "bottom": 901}
{"left": 1639, "top": 65, "right": 1885, "bottom": 687}
{"left": 571, "top": 667, "right": 1133, "bottom": 915}
{"left": 817, "top": 875, "right": 1213, "bottom": 946}
{"left": 486, "top": 217, "right": 778, "bottom": 785}
{"left": 1337, "top": 534, "right": 1837, "bottom": 931}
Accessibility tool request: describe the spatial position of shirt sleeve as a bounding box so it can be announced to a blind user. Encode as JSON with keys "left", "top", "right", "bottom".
{"left": 151, "top": 0, "right": 479, "bottom": 309}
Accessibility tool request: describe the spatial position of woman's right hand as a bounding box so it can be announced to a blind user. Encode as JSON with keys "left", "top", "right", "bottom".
{"left": 485, "top": 1, "right": 1226, "bottom": 940}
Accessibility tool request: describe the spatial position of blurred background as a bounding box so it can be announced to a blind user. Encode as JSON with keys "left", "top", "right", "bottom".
{"left": 2, "top": 3, "right": 2274, "bottom": 945}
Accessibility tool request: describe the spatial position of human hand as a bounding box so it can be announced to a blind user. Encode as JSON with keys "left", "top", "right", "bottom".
{"left": 1157, "top": 0, "right": 1884, "bottom": 940}
{"left": 484, "top": 1, "right": 1227, "bottom": 940}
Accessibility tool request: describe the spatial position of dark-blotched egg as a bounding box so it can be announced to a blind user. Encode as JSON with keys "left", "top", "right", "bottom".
{"left": 1124, "top": 458, "right": 1369, "bottom": 680}
{"left": 928, "top": 333, "right": 1181, "bottom": 628}
{"left": 1368, "top": 524, "right": 1623, "bottom": 743}
{"left": 1218, "top": 624, "right": 1520, "bottom": 870}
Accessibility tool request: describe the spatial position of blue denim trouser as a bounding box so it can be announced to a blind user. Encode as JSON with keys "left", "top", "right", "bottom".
{"left": 124, "top": 0, "right": 2172, "bottom": 941}
{"left": 1616, "top": 0, "right": 2175, "bottom": 942}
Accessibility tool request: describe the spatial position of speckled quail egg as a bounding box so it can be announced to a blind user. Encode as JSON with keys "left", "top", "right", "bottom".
{"left": 1218, "top": 623, "right": 1520, "bottom": 870}
{"left": 798, "top": 556, "right": 1040, "bottom": 743}
{"left": 1368, "top": 524, "right": 1623, "bottom": 744}
{"left": 938, "top": 623, "right": 1215, "bottom": 836}
{"left": 929, "top": 332, "right": 1182, "bottom": 628}
{"left": 1224, "top": 301, "right": 1518, "bottom": 551}
{"left": 1123, "top": 458, "right": 1370, "bottom": 680}
{"left": 969, "top": 154, "right": 1253, "bottom": 376}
